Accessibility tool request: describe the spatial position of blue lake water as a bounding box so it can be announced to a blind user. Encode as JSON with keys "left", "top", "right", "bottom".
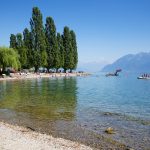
{"left": 78, "top": 73, "right": 150, "bottom": 120}
{"left": 0, "top": 73, "right": 150, "bottom": 149}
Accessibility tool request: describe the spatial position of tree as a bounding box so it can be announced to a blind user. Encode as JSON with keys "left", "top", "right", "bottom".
{"left": 70, "top": 30, "right": 78, "bottom": 71}
{"left": 57, "top": 33, "right": 64, "bottom": 69}
{"left": 10, "top": 34, "right": 17, "bottom": 49}
{"left": 0, "top": 47, "right": 20, "bottom": 73}
{"left": 8, "top": 7, "right": 78, "bottom": 73}
{"left": 30, "top": 7, "right": 47, "bottom": 72}
{"left": 16, "top": 33, "right": 27, "bottom": 69}
{"left": 23, "top": 28, "right": 33, "bottom": 68}
{"left": 45, "top": 17, "right": 60, "bottom": 72}
{"left": 62, "top": 26, "right": 74, "bottom": 72}
{"left": 16, "top": 33, "right": 23, "bottom": 48}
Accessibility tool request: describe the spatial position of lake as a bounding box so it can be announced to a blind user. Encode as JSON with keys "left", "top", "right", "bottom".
{"left": 0, "top": 74, "right": 150, "bottom": 149}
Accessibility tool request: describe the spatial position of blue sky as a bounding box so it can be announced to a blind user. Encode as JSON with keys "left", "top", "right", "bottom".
{"left": 0, "top": 0, "right": 150, "bottom": 65}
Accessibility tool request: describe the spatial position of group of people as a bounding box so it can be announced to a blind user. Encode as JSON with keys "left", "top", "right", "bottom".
{"left": 141, "top": 74, "right": 150, "bottom": 78}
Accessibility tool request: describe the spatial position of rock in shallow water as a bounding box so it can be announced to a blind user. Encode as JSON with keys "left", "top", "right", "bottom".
{"left": 126, "top": 146, "right": 135, "bottom": 150}
{"left": 105, "top": 127, "right": 115, "bottom": 134}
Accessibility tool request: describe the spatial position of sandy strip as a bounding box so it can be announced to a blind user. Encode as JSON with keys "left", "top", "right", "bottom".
{"left": 0, "top": 122, "right": 93, "bottom": 150}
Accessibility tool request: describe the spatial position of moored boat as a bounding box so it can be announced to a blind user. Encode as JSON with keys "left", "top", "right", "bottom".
{"left": 137, "top": 76, "right": 150, "bottom": 79}
{"left": 105, "top": 69, "right": 122, "bottom": 77}
{"left": 137, "top": 74, "right": 150, "bottom": 79}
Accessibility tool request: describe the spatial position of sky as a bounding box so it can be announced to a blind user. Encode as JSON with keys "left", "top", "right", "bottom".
{"left": 0, "top": 0, "right": 150, "bottom": 67}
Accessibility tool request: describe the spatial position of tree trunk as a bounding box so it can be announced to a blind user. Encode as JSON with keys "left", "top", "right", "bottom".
{"left": 0, "top": 68, "right": 2, "bottom": 75}
{"left": 34, "top": 66, "right": 39, "bottom": 73}
{"left": 70, "top": 69, "right": 73, "bottom": 73}
{"left": 47, "top": 67, "right": 50, "bottom": 73}
{"left": 64, "top": 68, "right": 67, "bottom": 73}
{"left": 56, "top": 68, "right": 59, "bottom": 73}
{"left": 2, "top": 65, "right": 5, "bottom": 73}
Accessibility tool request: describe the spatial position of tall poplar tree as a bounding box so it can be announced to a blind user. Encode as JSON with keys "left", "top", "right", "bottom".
{"left": 45, "top": 17, "right": 60, "bottom": 72}
{"left": 10, "top": 34, "right": 17, "bottom": 49}
{"left": 57, "top": 33, "right": 64, "bottom": 69}
{"left": 70, "top": 30, "right": 78, "bottom": 70}
{"left": 23, "top": 28, "right": 33, "bottom": 68}
{"left": 16, "top": 33, "right": 23, "bottom": 48}
{"left": 30, "top": 7, "right": 47, "bottom": 72}
{"left": 16, "top": 33, "right": 27, "bottom": 69}
{"left": 62, "top": 26, "right": 74, "bottom": 72}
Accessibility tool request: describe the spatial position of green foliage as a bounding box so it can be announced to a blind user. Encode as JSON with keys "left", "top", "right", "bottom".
{"left": 63, "top": 26, "right": 74, "bottom": 72}
{"left": 23, "top": 28, "right": 33, "bottom": 68}
{"left": 45, "top": 17, "right": 60, "bottom": 71}
{"left": 30, "top": 7, "right": 47, "bottom": 71}
{"left": 10, "top": 34, "right": 17, "bottom": 49}
{"left": 70, "top": 30, "right": 78, "bottom": 70}
{"left": 16, "top": 33, "right": 23, "bottom": 48}
{"left": 0, "top": 47, "right": 20, "bottom": 72}
{"left": 8, "top": 7, "right": 78, "bottom": 72}
{"left": 57, "top": 33, "right": 64, "bottom": 69}
{"left": 16, "top": 33, "right": 27, "bottom": 68}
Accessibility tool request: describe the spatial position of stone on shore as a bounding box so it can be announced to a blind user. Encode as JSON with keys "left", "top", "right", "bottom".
{"left": 105, "top": 127, "right": 115, "bottom": 134}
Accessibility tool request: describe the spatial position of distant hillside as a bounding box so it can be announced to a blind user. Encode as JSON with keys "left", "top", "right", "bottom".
{"left": 101, "top": 52, "right": 150, "bottom": 72}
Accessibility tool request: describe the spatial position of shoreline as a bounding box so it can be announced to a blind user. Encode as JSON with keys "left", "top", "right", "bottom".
{"left": 0, "top": 121, "right": 93, "bottom": 150}
{"left": 0, "top": 72, "right": 90, "bottom": 81}
{"left": 0, "top": 114, "right": 127, "bottom": 150}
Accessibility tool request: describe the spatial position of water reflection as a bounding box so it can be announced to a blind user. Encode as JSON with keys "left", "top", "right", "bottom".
{"left": 0, "top": 77, "right": 77, "bottom": 120}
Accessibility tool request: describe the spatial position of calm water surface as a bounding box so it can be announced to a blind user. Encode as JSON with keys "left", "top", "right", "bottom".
{"left": 0, "top": 74, "right": 150, "bottom": 149}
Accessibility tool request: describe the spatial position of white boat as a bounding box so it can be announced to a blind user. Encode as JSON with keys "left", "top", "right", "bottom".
{"left": 137, "top": 76, "right": 150, "bottom": 80}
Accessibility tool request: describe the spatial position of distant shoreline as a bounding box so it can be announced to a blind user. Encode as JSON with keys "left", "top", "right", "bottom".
{"left": 0, "top": 72, "right": 90, "bottom": 81}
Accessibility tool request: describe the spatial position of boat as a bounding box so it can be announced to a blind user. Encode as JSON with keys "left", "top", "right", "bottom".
{"left": 137, "top": 76, "right": 150, "bottom": 80}
{"left": 137, "top": 74, "right": 150, "bottom": 79}
{"left": 105, "top": 69, "right": 122, "bottom": 77}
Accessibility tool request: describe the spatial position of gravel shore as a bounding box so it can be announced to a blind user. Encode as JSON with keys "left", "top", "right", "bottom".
{"left": 0, "top": 122, "right": 93, "bottom": 150}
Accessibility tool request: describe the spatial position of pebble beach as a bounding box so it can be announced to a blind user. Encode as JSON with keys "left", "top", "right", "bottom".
{"left": 0, "top": 121, "right": 93, "bottom": 150}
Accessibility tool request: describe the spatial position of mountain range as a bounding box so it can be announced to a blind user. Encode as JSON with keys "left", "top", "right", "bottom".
{"left": 101, "top": 52, "right": 150, "bottom": 72}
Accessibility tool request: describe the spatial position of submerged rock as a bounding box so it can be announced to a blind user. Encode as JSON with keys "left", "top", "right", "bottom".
{"left": 103, "top": 112, "right": 112, "bottom": 116}
{"left": 126, "top": 147, "right": 134, "bottom": 150}
{"left": 105, "top": 127, "right": 115, "bottom": 134}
